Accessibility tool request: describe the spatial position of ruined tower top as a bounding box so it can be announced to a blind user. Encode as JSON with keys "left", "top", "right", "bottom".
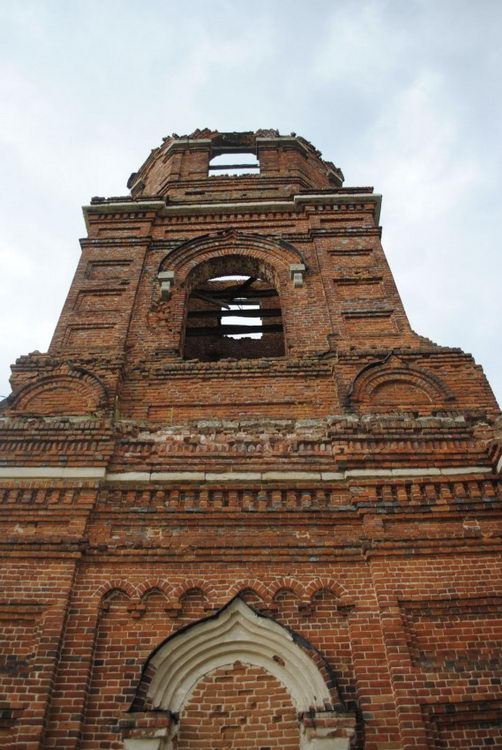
{"left": 5, "top": 129, "right": 499, "bottom": 425}
{"left": 125, "top": 129, "right": 345, "bottom": 201}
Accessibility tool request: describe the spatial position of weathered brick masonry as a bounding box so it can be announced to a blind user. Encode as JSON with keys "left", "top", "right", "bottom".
{"left": 1, "top": 129, "right": 501, "bottom": 749}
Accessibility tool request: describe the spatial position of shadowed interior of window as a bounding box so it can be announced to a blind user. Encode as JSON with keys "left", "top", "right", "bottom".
{"left": 183, "top": 272, "right": 284, "bottom": 361}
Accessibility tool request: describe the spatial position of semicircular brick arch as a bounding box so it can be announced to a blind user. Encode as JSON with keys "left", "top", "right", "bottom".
{"left": 170, "top": 579, "right": 214, "bottom": 603}
{"left": 348, "top": 354, "right": 454, "bottom": 412}
{"left": 159, "top": 229, "right": 306, "bottom": 286}
{"left": 304, "top": 577, "right": 352, "bottom": 605}
{"left": 95, "top": 579, "right": 138, "bottom": 602}
{"left": 8, "top": 365, "right": 108, "bottom": 416}
{"left": 222, "top": 579, "right": 273, "bottom": 608}
{"left": 136, "top": 579, "right": 173, "bottom": 600}
{"left": 271, "top": 577, "right": 305, "bottom": 600}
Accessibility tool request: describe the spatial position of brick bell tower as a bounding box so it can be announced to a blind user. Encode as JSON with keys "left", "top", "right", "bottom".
{"left": 1, "top": 129, "right": 501, "bottom": 750}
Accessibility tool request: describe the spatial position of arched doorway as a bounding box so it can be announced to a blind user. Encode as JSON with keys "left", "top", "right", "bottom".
{"left": 123, "top": 598, "right": 356, "bottom": 749}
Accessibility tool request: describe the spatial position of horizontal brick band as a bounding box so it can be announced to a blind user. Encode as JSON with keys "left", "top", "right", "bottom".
{"left": 0, "top": 466, "right": 492, "bottom": 482}
{"left": 0, "top": 466, "right": 106, "bottom": 479}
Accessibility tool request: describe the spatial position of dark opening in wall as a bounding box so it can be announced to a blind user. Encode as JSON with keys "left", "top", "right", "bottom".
{"left": 183, "top": 260, "right": 284, "bottom": 361}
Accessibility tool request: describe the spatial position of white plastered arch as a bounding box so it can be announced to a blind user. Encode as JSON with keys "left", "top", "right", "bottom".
{"left": 148, "top": 597, "right": 332, "bottom": 713}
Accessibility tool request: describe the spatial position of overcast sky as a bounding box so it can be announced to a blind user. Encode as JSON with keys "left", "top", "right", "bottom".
{"left": 0, "top": 0, "right": 500, "bottom": 406}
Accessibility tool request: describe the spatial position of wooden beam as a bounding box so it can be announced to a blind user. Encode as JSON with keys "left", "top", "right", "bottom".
{"left": 192, "top": 292, "right": 231, "bottom": 309}
{"left": 186, "top": 324, "right": 283, "bottom": 337}
{"left": 196, "top": 289, "right": 278, "bottom": 300}
{"left": 188, "top": 308, "right": 282, "bottom": 319}
{"left": 208, "top": 164, "right": 259, "bottom": 170}
{"left": 229, "top": 276, "right": 257, "bottom": 295}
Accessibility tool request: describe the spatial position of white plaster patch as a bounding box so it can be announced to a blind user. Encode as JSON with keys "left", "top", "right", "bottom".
{"left": 123, "top": 740, "right": 163, "bottom": 750}
{"left": 0, "top": 465, "right": 492, "bottom": 483}
{"left": 261, "top": 471, "right": 321, "bottom": 481}
{"left": 0, "top": 466, "right": 106, "bottom": 478}
{"left": 204, "top": 471, "right": 262, "bottom": 481}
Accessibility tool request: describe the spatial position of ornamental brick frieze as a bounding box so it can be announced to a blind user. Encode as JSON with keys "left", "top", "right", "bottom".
{"left": 98, "top": 477, "right": 501, "bottom": 514}
{"left": 0, "top": 481, "right": 98, "bottom": 507}
{"left": 108, "top": 413, "right": 494, "bottom": 472}
{"left": 88, "top": 477, "right": 502, "bottom": 559}
{"left": 8, "top": 351, "right": 123, "bottom": 385}
{"left": 0, "top": 417, "right": 117, "bottom": 466}
{"left": 289, "top": 225, "right": 383, "bottom": 240}
{"left": 124, "top": 355, "right": 333, "bottom": 378}
{"left": 91, "top": 576, "right": 352, "bottom": 622}
{"left": 0, "top": 412, "right": 495, "bottom": 471}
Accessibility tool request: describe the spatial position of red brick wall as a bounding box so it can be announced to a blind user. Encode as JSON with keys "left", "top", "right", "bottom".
{"left": 177, "top": 662, "right": 300, "bottom": 750}
{"left": 1, "top": 131, "right": 501, "bottom": 749}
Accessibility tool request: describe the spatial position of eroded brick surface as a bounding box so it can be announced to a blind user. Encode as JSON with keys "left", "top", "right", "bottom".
{"left": 177, "top": 663, "right": 299, "bottom": 750}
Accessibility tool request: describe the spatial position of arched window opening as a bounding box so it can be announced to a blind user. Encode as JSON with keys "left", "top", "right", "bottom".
{"left": 209, "top": 152, "right": 259, "bottom": 176}
{"left": 184, "top": 259, "right": 284, "bottom": 361}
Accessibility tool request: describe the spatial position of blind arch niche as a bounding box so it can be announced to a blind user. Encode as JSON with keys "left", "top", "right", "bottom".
{"left": 123, "top": 599, "right": 356, "bottom": 750}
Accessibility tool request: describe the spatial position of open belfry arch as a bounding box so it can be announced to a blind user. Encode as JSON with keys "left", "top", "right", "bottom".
{"left": 0, "top": 129, "right": 501, "bottom": 749}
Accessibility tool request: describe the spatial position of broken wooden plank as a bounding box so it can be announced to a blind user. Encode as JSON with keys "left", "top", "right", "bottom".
{"left": 188, "top": 308, "right": 282, "bottom": 319}
{"left": 185, "top": 324, "right": 283, "bottom": 337}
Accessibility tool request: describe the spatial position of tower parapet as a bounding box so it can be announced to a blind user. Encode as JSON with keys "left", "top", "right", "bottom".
{"left": 127, "top": 128, "right": 345, "bottom": 201}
